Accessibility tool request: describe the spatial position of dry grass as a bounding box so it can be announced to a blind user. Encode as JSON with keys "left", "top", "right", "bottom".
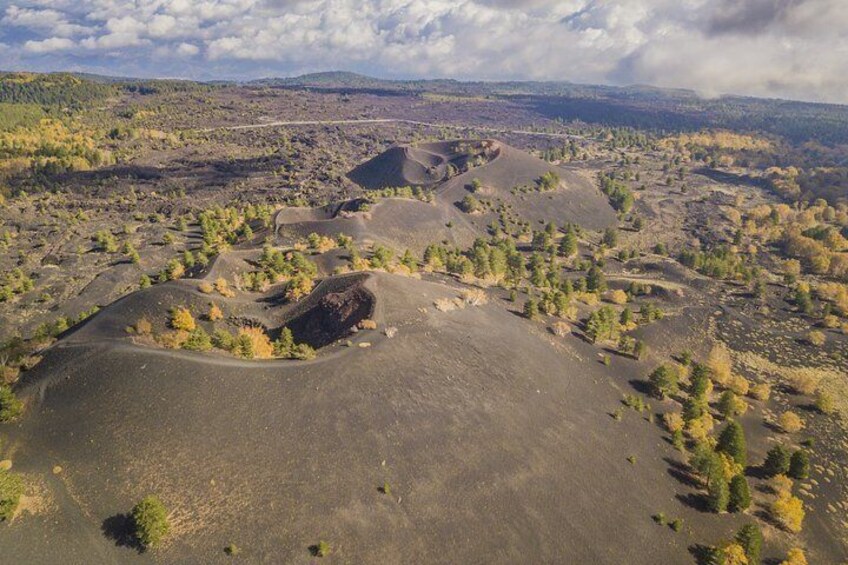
{"left": 550, "top": 321, "right": 570, "bottom": 337}
{"left": 734, "top": 350, "right": 846, "bottom": 418}
{"left": 461, "top": 288, "right": 489, "bottom": 306}
{"left": 359, "top": 319, "right": 378, "bottom": 330}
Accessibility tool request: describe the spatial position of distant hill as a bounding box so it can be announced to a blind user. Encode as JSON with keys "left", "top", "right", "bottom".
{"left": 251, "top": 72, "right": 848, "bottom": 145}
{"left": 4, "top": 69, "right": 848, "bottom": 144}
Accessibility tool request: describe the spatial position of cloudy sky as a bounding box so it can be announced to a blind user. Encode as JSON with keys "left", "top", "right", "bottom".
{"left": 1, "top": 0, "right": 847, "bottom": 104}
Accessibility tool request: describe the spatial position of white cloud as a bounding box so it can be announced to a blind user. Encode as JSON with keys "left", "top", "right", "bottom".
{"left": 24, "top": 36, "right": 76, "bottom": 53}
{"left": 3, "top": 0, "right": 848, "bottom": 103}
{"left": 177, "top": 42, "right": 200, "bottom": 56}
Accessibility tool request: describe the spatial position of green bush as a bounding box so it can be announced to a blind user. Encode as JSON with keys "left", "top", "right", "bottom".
{"left": 0, "top": 385, "right": 23, "bottom": 422}
{"left": 0, "top": 469, "right": 24, "bottom": 522}
{"left": 182, "top": 328, "right": 212, "bottom": 352}
{"left": 132, "top": 495, "right": 170, "bottom": 548}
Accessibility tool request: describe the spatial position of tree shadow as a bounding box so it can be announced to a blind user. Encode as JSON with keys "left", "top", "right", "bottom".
{"left": 101, "top": 513, "right": 144, "bottom": 553}
{"left": 664, "top": 457, "right": 701, "bottom": 489}
{"left": 627, "top": 379, "right": 653, "bottom": 396}
{"left": 688, "top": 543, "right": 715, "bottom": 565}
{"left": 676, "top": 492, "right": 710, "bottom": 513}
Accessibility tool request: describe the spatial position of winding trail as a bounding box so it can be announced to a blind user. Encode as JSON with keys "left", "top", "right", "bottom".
{"left": 199, "top": 117, "right": 584, "bottom": 140}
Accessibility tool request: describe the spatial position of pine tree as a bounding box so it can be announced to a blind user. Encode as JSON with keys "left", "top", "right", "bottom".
{"left": 559, "top": 226, "right": 578, "bottom": 257}
{"left": 633, "top": 340, "right": 646, "bottom": 360}
{"left": 707, "top": 471, "right": 729, "bottom": 513}
{"left": 523, "top": 297, "right": 539, "bottom": 320}
{"left": 648, "top": 365, "right": 679, "bottom": 399}
{"left": 729, "top": 474, "right": 751, "bottom": 512}
{"left": 689, "top": 363, "right": 712, "bottom": 399}
{"left": 400, "top": 249, "right": 417, "bottom": 270}
{"left": 763, "top": 445, "right": 791, "bottom": 477}
{"left": 717, "top": 420, "right": 747, "bottom": 467}
{"left": 788, "top": 450, "right": 810, "bottom": 480}
{"left": 586, "top": 265, "right": 607, "bottom": 292}
{"left": 736, "top": 523, "right": 762, "bottom": 565}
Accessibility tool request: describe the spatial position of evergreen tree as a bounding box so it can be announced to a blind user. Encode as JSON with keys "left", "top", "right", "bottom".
{"left": 648, "top": 365, "right": 679, "bottom": 399}
{"left": 728, "top": 474, "right": 751, "bottom": 512}
{"left": 523, "top": 297, "right": 539, "bottom": 320}
{"left": 400, "top": 249, "right": 417, "bottom": 270}
{"left": 788, "top": 450, "right": 810, "bottom": 480}
{"left": 559, "top": 227, "right": 578, "bottom": 257}
{"left": 707, "top": 471, "right": 729, "bottom": 513}
{"left": 763, "top": 445, "right": 791, "bottom": 477}
{"left": 735, "top": 523, "right": 763, "bottom": 565}
{"left": 633, "top": 340, "right": 646, "bottom": 360}
{"left": 682, "top": 396, "right": 706, "bottom": 423}
{"left": 586, "top": 265, "right": 607, "bottom": 292}
{"left": 717, "top": 420, "right": 747, "bottom": 467}
{"left": 689, "top": 363, "right": 712, "bottom": 399}
{"left": 602, "top": 227, "right": 618, "bottom": 248}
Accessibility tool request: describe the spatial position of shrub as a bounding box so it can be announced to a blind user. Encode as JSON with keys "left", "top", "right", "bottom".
{"left": 707, "top": 343, "right": 733, "bottom": 386}
{"left": 749, "top": 382, "right": 771, "bottom": 401}
{"left": 772, "top": 493, "right": 805, "bottom": 533}
{"left": 214, "top": 277, "right": 235, "bottom": 297}
{"left": 780, "top": 548, "right": 807, "bottom": 565}
{"left": 182, "top": 328, "right": 212, "bottom": 352}
{"left": 0, "top": 385, "right": 23, "bottom": 422}
{"left": 815, "top": 390, "right": 834, "bottom": 414}
{"left": 212, "top": 329, "right": 235, "bottom": 352}
{"left": 663, "top": 411, "right": 685, "bottom": 433}
{"left": 771, "top": 474, "right": 792, "bottom": 499}
{"left": 735, "top": 523, "right": 762, "bottom": 565}
{"left": 207, "top": 303, "right": 224, "bottom": 322}
{"left": 236, "top": 327, "right": 274, "bottom": 359}
{"left": 670, "top": 518, "right": 683, "bottom": 532}
{"left": 157, "top": 330, "right": 188, "bottom": 349}
{"left": 729, "top": 375, "right": 750, "bottom": 396}
{"left": 788, "top": 450, "right": 810, "bottom": 480}
{"left": 728, "top": 474, "right": 751, "bottom": 512}
{"left": 131, "top": 495, "right": 170, "bottom": 548}
{"left": 715, "top": 542, "right": 749, "bottom": 565}
{"left": 170, "top": 307, "right": 196, "bottom": 332}
{"left": 224, "top": 543, "right": 241, "bottom": 556}
{"left": 778, "top": 411, "right": 804, "bottom": 433}
{"left": 685, "top": 411, "right": 715, "bottom": 442}
{"left": 718, "top": 390, "right": 748, "bottom": 418}
{"left": 763, "top": 445, "right": 791, "bottom": 477}
{"left": 198, "top": 282, "right": 214, "bottom": 294}
{"left": 551, "top": 321, "right": 570, "bottom": 337}
{"left": 314, "top": 541, "right": 331, "bottom": 557}
{"left": 135, "top": 317, "right": 153, "bottom": 335}
{"left": 0, "top": 468, "right": 24, "bottom": 521}
{"left": 806, "top": 330, "right": 826, "bottom": 347}
{"left": 787, "top": 371, "right": 821, "bottom": 395}
{"left": 285, "top": 274, "right": 314, "bottom": 302}
{"left": 607, "top": 289, "right": 628, "bottom": 305}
